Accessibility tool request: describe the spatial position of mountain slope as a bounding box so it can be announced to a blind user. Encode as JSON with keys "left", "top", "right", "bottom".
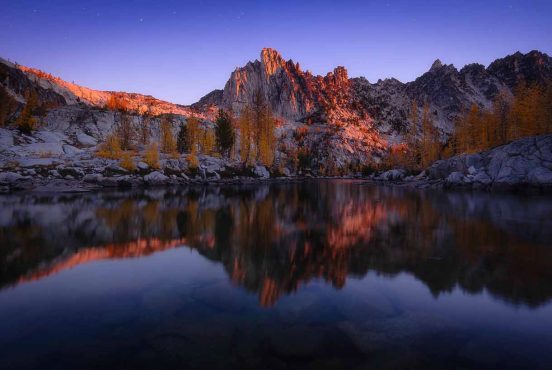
{"left": 1, "top": 57, "right": 196, "bottom": 117}
{"left": 196, "top": 49, "right": 552, "bottom": 137}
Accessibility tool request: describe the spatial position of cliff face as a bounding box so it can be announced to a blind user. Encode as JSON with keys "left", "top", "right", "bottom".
{"left": 215, "top": 48, "right": 362, "bottom": 125}
{"left": 196, "top": 49, "right": 552, "bottom": 137}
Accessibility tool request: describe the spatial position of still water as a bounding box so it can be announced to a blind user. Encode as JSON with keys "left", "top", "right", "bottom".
{"left": 0, "top": 180, "right": 552, "bottom": 370}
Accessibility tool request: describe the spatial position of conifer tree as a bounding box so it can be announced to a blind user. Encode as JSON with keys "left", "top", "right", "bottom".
{"left": 420, "top": 102, "right": 439, "bottom": 168}
{"left": 0, "top": 86, "right": 17, "bottom": 126}
{"left": 139, "top": 113, "right": 151, "bottom": 145}
{"left": 214, "top": 109, "right": 235, "bottom": 157}
{"left": 186, "top": 115, "right": 200, "bottom": 154}
{"left": 16, "top": 91, "right": 38, "bottom": 134}
{"left": 405, "top": 99, "right": 420, "bottom": 168}
{"left": 177, "top": 122, "right": 188, "bottom": 154}
{"left": 239, "top": 106, "right": 253, "bottom": 165}
{"left": 116, "top": 113, "right": 134, "bottom": 150}
{"left": 160, "top": 117, "right": 177, "bottom": 154}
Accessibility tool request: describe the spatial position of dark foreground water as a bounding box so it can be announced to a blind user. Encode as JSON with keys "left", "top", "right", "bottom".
{"left": 1, "top": 180, "right": 552, "bottom": 370}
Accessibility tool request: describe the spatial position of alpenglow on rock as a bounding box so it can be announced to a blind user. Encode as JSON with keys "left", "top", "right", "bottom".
{"left": 194, "top": 48, "right": 365, "bottom": 125}
{"left": 195, "top": 49, "right": 552, "bottom": 137}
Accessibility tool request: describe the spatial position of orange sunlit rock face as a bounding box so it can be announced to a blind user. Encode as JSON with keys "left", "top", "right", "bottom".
{"left": 18, "top": 65, "right": 202, "bottom": 117}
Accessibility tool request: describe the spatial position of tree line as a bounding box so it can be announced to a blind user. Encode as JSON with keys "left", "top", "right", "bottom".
{"left": 97, "top": 91, "right": 277, "bottom": 172}
{"left": 385, "top": 81, "right": 552, "bottom": 172}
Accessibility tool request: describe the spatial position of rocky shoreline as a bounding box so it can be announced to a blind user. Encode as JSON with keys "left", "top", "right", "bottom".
{"left": 2, "top": 133, "right": 551, "bottom": 194}
{"left": 374, "top": 134, "right": 552, "bottom": 191}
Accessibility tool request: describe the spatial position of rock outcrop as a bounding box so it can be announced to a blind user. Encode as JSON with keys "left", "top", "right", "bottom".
{"left": 422, "top": 134, "right": 552, "bottom": 189}
{"left": 196, "top": 49, "right": 552, "bottom": 137}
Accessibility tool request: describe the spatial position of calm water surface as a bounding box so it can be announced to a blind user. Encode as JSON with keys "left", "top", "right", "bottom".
{"left": 1, "top": 180, "right": 552, "bottom": 370}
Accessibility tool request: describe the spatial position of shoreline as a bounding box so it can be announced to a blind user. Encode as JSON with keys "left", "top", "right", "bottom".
{"left": 2, "top": 174, "right": 552, "bottom": 195}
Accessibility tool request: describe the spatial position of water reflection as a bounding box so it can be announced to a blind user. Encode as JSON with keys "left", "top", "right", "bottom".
{"left": 1, "top": 181, "right": 551, "bottom": 308}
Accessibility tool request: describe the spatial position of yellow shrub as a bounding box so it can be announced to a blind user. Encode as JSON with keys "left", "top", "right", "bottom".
{"left": 96, "top": 134, "right": 122, "bottom": 159}
{"left": 120, "top": 151, "right": 136, "bottom": 171}
{"left": 143, "top": 142, "right": 160, "bottom": 169}
{"left": 188, "top": 152, "right": 199, "bottom": 169}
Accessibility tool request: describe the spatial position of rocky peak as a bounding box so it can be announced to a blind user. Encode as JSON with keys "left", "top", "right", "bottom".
{"left": 325, "top": 66, "right": 349, "bottom": 84}
{"left": 260, "top": 48, "right": 287, "bottom": 77}
{"left": 487, "top": 50, "right": 552, "bottom": 88}
{"left": 430, "top": 59, "right": 444, "bottom": 72}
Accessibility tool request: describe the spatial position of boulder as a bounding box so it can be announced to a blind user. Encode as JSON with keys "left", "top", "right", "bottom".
{"left": 144, "top": 171, "right": 169, "bottom": 186}
{"left": 83, "top": 174, "right": 102, "bottom": 183}
{"left": 0, "top": 172, "right": 26, "bottom": 184}
{"left": 63, "top": 145, "right": 84, "bottom": 156}
{"left": 58, "top": 167, "right": 85, "bottom": 179}
{"left": 252, "top": 165, "right": 270, "bottom": 179}
{"left": 527, "top": 167, "right": 552, "bottom": 185}
{"left": 137, "top": 161, "right": 149, "bottom": 171}
{"left": 378, "top": 169, "right": 406, "bottom": 181}
{"left": 445, "top": 171, "right": 465, "bottom": 185}
{"left": 76, "top": 133, "right": 97, "bottom": 147}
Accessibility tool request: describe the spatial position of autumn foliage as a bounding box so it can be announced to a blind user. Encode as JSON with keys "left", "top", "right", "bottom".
{"left": 387, "top": 81, "right": 552, "bottom": 172}
{"left": 451, "top": 82, "right": 552, "bottom": 155}
{"left": 16, "top": 91, "right": 38, "bottom": 134}
{"left": 97, "top": 133, "right": 123, "bottom": 159}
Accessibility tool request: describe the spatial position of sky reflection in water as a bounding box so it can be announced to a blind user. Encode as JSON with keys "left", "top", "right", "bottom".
{"left": 1, "top": 181, "right": 552, "bottom": 369}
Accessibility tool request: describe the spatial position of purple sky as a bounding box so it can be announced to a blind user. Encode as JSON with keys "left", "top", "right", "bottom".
{"left": 1, "top": 0, "right": 551, "bottom": 105}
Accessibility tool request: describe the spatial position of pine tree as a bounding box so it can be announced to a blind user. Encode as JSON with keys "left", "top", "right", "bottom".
{"left": 490, "top": 90, "right": 510, "bottom": 146}
{"left": 116, "top": 113, "right": 134, "bottom": 150}
{"left": 420, "top": 102, "right": 439, "bottom": 168}
{"left": 177, "top": 122, "right": 188, "bottom": 153}
{"left": 203, "top": 128, "right": 216, "bottom": 155}
{"left": 160, "top": 117, "right": 177, "bottom": 154}
{"left": 405, "top": 99, "right": 421, "bottom": 169}
{"left": 186, "top": 115, "right": 200, "bottom": 154}
{"left": 0, "top": 86, "right": 17, "bottom": 126}
{"left": 251, "top": 92, "right": 276, "bottom": 166}
{"left": 214, "top": 109, "right": 235, "bottom": 157}
{"left": 139, "top": 113, "right": 151, "bottom": 145}
{"left": 16, "top": 91, "right": 38, "bottom": 134}
{"left": 239, "top": 106, "right": 253, "bottom": 165}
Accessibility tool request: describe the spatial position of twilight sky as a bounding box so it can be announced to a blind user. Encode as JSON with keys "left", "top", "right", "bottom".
{"left": 1, "top": 0, "right": 551, "bottom": 105}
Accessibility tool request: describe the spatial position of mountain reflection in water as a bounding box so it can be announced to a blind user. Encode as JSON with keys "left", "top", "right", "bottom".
{"left": 1, "top": 180, "right": 551, "bottom": 308}
{"left": 1, "top": 181, "right": 552, "bottom": 370}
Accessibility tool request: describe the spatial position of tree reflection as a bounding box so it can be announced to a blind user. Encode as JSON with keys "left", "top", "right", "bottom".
{"left": 0, "top": 182, "right": 551, "bottom": 307}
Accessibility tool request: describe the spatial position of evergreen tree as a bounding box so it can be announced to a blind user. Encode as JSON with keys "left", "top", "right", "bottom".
{"left": 16, "top": 91, "right": 38, "bottom": 134}
{"left": 0, "top": 86, "right": 17, "bottom": 126}
{"left": 160, "top": 117, "right": 177, "bottom": 155}
{"left": 139, "top": 113, "right": 151, "bottom": 145}
{"left": 186, "top": 115, "right": 200, "bottom": 154}
{"left": 177, "top": 122, "right": 188, "bottom": 153}
{"left": 239, "top": 106, "right": 253, "bottom": 165}
{"left": 214, "top": 109, "right": 235, "bottom": 157}
{"left": 420, "top": 102, "right": 439, "bottom": 168}
{"left": 116, "top": 113, "right": 134, "bottom": 150}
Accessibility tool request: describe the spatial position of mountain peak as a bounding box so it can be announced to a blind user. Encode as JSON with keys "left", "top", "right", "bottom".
{"left": 430, "top": 59, "right": 443, "bottom": 71}
{"left": 260, "top": 48, "right": 286, "bottom": 76}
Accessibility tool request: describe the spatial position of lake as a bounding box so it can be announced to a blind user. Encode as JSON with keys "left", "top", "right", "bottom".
{"left": 1, "top": 180, "right": 552, "bottom": 370}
